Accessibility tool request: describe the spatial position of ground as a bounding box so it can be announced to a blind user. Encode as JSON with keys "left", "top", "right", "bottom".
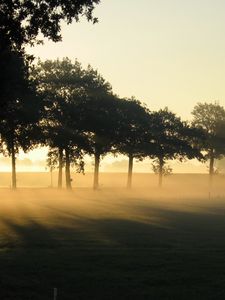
{"left": 0, "top": 174, "right": 225, "bottom": 299}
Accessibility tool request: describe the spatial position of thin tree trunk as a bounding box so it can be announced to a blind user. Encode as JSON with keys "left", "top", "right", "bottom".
{"left": 93, "top": 152, "right": 100, "bottom": 190}
{"left": 127, "top": 154, "right": 133, "bottom": 189}
{"left": 11, "top": 139, "right": 16, "bottom": 190}
{"left": 209, "top": 149, "right": 214, "bottom": 188}
{"left": 65, "top": 148, "right": 72, "bottom": 190}
{"left": 50, "top": 168, "right": 53, "bottom": 188}
{"left": 58, "top": 147, "right": 63, "bottom": 189}
{"left": 158, "top": 157, "right": 163, "bottom": 188}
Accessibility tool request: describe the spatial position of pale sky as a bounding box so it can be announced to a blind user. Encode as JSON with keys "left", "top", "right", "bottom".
{"left": 20, "top": 0, "right": 225, "bottom": 172}
{"left": 27, "top": 0, "right": 225, "bottom": 120}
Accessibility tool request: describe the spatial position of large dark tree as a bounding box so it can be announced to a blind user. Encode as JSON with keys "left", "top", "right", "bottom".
{"left": 0, "top": 49, "right": 34, "bottom": 117}
{"left": 192, "top": 102, "right": 225, "bottom": 185}
{"left": 0, "top": 51, "right": 40, "bottom": 189}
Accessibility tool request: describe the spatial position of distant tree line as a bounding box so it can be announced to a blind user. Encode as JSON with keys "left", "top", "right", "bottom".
{"left": 2, "top": 57, "right": 225, "bottom": 190}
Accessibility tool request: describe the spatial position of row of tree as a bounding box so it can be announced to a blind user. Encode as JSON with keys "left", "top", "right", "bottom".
{"left": 2, "top": 1, "right": 225, "bottom": 190}
{"left": 2, "top": 56, "right": 225, "bottom": 190}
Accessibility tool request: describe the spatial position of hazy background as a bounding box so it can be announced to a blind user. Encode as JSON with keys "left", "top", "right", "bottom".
{"left": 0, "top": 150, "right": 210, "bottom": 173}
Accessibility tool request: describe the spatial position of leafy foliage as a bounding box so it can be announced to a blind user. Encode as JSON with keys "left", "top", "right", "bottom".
{"left": 33, "top": 58, "right": 89, "bottom": 153}
{"left": 152, "top": 159, "right": 172, "bottom": 176}
{"left": 0, "top": 50, "right": 41, "bottom": 155}
{"left": 192, "top": 102, "right": 225, "bottom": 176}
{"left": 0, "top": 0, "right": 100, "bottom": 50}
{"left": 147, "top": 108, "right": 203, "bottom": 162}
{"left": 116, "top": 97, "right": 150, "bottom": 159}
{"left": 192, "top": 102, "right": 225, "bottom": 159}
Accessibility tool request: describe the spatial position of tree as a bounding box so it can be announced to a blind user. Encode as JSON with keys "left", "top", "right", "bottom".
{"left": 0, "top": 0, "right": 100, "bottom": 50}
{"left": 0, "top": 51, "right": 41, "bottom": 189}
{"left": 68, "top": 64, "right": 117, "bottom": 190}
{"left": 115, "top": 97, "right": 150, "bottom": 188}
{"left": 147, "top": 108, "right": 203, "bottom": 187}
{"left": 84, "top": 96, "right": 120, "bottom": 190}
{"left": 46, "top": 146, "right": 85, "bottom": 188}
{"left": 33, "top": 58, "right": 89, "bottom": 189}
{"left": 215, "top": 121, "right": 225, "bottom": 172}
{"left": 192, "top": 102, "right": 225, "bottom": 185}
{"left": 152, "top": 159, "right": 172, "bottom": 179}
{"left": 0, "top": 49, "right": 34, "bottom": 117}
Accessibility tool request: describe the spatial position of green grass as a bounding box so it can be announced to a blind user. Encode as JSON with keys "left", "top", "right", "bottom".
{"left": 0, "top": 187, "right": 225, "bottom": 299}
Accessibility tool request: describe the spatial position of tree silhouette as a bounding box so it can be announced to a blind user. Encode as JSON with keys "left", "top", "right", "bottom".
{"left": 0, "top": 0, "right": 100, "bottom": 50}
{"left": 115, "top": 97, "right": 150, "bottom": 188}
{"left": 33, "top": 58, "right": 89, "bottom": 189}
{"left": 148, "top": 108, "right": 203, "bottom": 187}
{"left": 84, "top": 96, "right": 120, "bottom": 189}
{"left": 192, "top": 102, "right": 225, "bottom": 185}
{"left": 152, "top": 159, "right": 172, "bottom": 178}
{"left": 64, "top": 64, "right": 116, "bottom": 190}
{"left": 0, "top": 51, "right": 40, "bottom": 189}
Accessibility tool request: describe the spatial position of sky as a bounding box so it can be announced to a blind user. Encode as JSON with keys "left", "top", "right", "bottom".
{"left": 27, "top": 0, "right": 225, "bottom": 120}
{"left": 15, "top": 0, "right": 225, "bottom": 172}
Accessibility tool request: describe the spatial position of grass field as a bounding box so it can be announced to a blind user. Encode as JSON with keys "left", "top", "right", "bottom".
{"left": 0, "top": 174, "right": 225, "bottom": 299}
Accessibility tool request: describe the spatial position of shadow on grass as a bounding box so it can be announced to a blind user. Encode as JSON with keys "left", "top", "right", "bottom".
{"left": 1, "top": 199, "right": 225, "bottom": 299}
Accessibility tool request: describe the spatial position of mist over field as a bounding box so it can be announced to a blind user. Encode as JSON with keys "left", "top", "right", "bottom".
{"left": 0, "top": 172, "right": 224, "bottom": 191}
{"left": 0, "top": 175, "right": 225, "bottom": 299}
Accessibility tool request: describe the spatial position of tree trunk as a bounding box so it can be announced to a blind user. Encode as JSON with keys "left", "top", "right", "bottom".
{"left": 158, "top": 157, "right": 163, "bottom": 188}
{"left": 209, "top": 149, "right": 214, "bottom": 187}
{"left": 127, "top": 154, "right": 133, "bottom": 189}
{"left": 93, "top": 152, "right": 100, "bottom": 190}
{"left": 50, "top": 167, "right": 53, "bottom": 188}
{"left": 58, "top": 147, "right": 63, "bottom": 189}
{"left": 65, "top": 148, "right": 72, "bottom": 190}
{"left": 11, "top": 140, "right": 16, "bottom": 190}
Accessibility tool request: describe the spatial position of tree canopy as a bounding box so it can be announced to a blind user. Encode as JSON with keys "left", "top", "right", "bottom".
{"left": 0, "top": 0, "right": 100, "bottom": 50}
{"left": 33, "top": 58, "right": 90, "bottom": 188}
{"left": 147, "top": 108, "right": 203, "bottom": 187}
{"left": 192, "top": 102, "right": 225, "bottom": 180}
